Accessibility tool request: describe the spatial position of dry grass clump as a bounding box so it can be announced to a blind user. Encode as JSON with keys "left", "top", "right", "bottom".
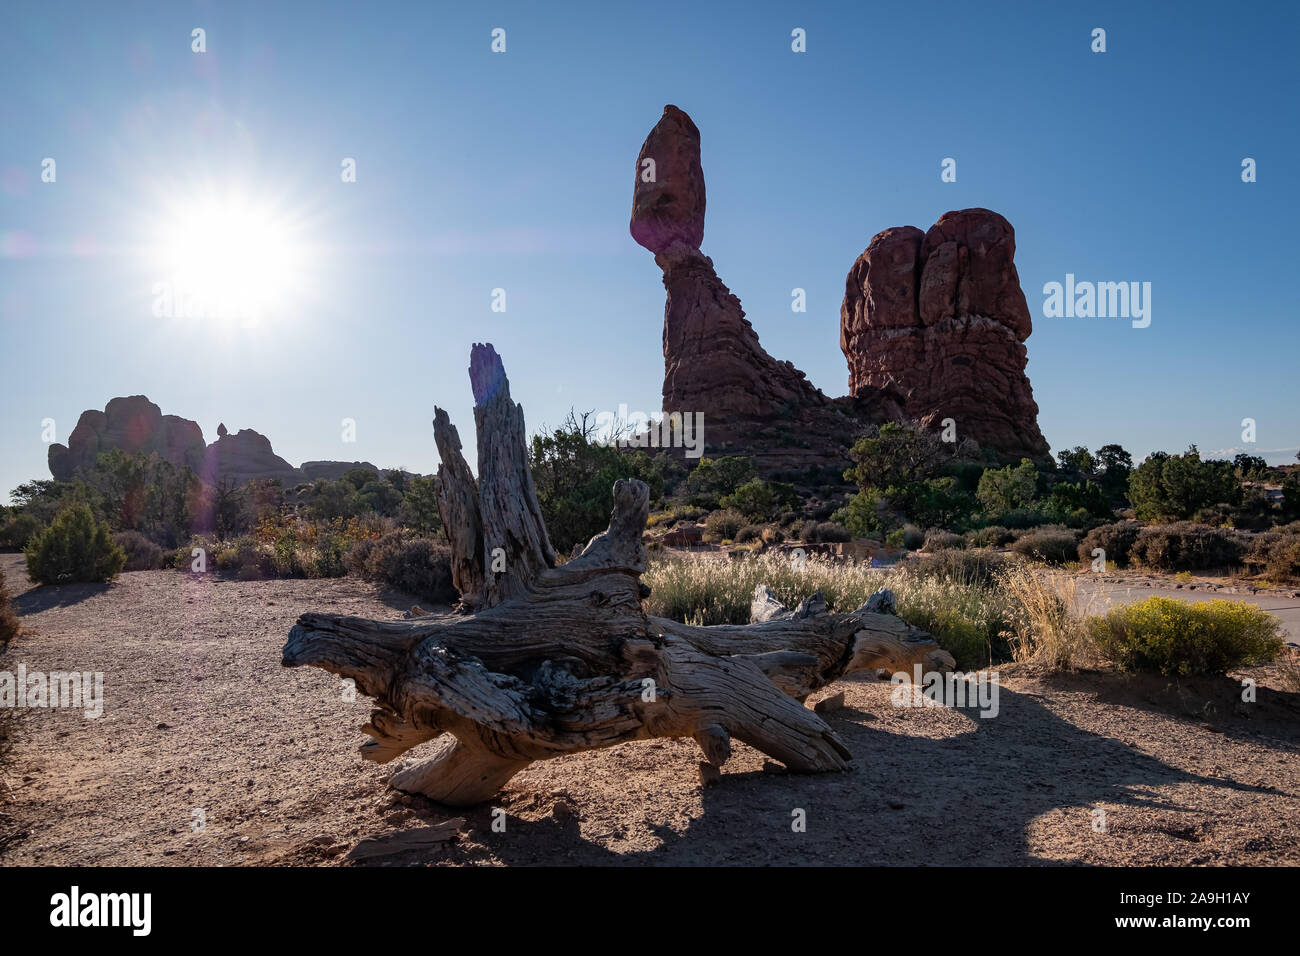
{"left": 997, "top": 562, "right": 1099, "bottom": 670}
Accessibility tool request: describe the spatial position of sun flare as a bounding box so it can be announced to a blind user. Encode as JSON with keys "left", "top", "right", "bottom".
{"left": 153, "top": 193, "right": 305, "bottom": 325}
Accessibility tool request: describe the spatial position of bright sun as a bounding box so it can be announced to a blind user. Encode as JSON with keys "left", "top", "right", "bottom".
{"left": 154, "top": 194, "right": 304, "bottom": 326}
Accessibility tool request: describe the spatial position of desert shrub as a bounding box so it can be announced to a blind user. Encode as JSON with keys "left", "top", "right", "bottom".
{"left": 810, "top": 521, "right": 850, "bottom": 543}
{"left": 1129, "top": 522, "right": 1244, "bottom": 572}
{"left": 0, "top": 567, "right": 19, "bottom": 647}
{"left": 214, "top": 538, "right": 275, "bottom": 579}
{"left": 790, "top": 520, "right": 852, "bottom": 541}
{"left": 966, "top": 525, "right": 1013, "bottom": 548}
{"left": 1088, "top": 597, "right": 1284, "bottom": 676}
{"left": 171, "top": 534, "right": 218, "bottom": 571}
{"left": 760, "top": 525, "right": 783, "bottom": 545}
{"left": 1010, "top": 527, "right": 1079, "bottom": 565}
{"left": 528, "top": 411, "right": 669, "bottom": 552}
{"left": 703, "top": 509, "right": 745, "bottom": 542}
{"left": 348, "top": 532, "right": 455, "bottom": 604}
{"left": 734, "top": 524, "right": 763, "bottom": 544}
{"left": 0, "top": 512, "right": 42, "bottom": 550}
{"left": 886, "top": 523, "right": 925, "bottom": 550}
{"left": 924, "top": 529, "right": 965, "bottom": 551}
{"left": 1246, "top": 533, "right": 1300, "bottom": 582}
{"left": 1078, "top": 521, "right": 1140, "bottom": 569}
{"left": 112, "top": 530, "right": 165, "bottom": 571}
{"left": 24, "top": 503, "right": 125, "bottom": 585}
{"left": 910, "top": 548, "right": 1007, "bottom": 587}
{"left": 997, "top": 507, "right": 1050, "bottom": 530}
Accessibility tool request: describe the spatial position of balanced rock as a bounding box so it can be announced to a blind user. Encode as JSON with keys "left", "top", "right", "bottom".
{"left": 630, "top": 105, "right": 706, "bottom": 255}
{"left": 633, "top": 105, "right": 827, "bottom": 423}
{"left": 840, "top": 209, "right": 1049, "bottom": 459}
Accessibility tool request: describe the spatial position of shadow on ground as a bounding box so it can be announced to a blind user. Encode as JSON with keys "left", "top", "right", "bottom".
{"left": 343, "top": 682, "right": 1287, "bottom": 866}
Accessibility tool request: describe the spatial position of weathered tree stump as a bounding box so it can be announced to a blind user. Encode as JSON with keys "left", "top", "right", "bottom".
{"left": 282, "top": 344, "right": 954, "bottom": 806}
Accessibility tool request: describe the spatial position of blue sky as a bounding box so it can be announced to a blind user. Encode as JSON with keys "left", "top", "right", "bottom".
{"left": 2, "top": 0, "right": 1297, "bottom": 499}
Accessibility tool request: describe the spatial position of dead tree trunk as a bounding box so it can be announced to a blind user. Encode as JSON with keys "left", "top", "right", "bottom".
{"left": 283, "top": 344, "right": 954, "bottom": 806}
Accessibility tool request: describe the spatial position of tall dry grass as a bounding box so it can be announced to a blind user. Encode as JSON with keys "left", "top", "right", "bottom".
{"left": 996, "top": 562, "right": 1099, "bottom": 670}
{"left": 642, "top": 550, "right": 1027, "bottom": 670}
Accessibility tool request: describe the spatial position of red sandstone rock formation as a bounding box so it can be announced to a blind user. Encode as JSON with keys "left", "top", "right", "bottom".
{"left": 632, "top": 105, "right": 826, "bottom": 421}
{"left": 840, "top": 209, "right": 1049, "bottom": 460}
{"left": 48, "top": 396, "right": 381, "bottom": 487}
{"left": 48, "top": 396, "right": 206, "bottom": 482}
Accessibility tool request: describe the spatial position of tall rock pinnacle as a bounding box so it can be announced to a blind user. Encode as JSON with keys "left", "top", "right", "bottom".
{"left": 631, "top": 105, "right": 826, "bottom": 420}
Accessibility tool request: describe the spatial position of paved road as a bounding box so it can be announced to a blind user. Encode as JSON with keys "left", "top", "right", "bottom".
{"left": 1075, "top": 580, "right": 1300, "bottom": 645}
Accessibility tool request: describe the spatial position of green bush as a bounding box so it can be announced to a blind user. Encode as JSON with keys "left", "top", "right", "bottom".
{"left": 0, "top": 512, "right": 42, "bottom": 550}
{"left": 1010, "top": 527, "right": 1079, "bottom": 565}
{"left": 1130, "top": 522, "right": 1244, "bottom": 572}
{"left": 1088, "top": 596, "right": 1284, "bottom": 675}
{"left": 1128, "top": 447, "right": 1242, "bottom": 521}
{"left": 346, "top": 532, "right": 455, "bottom": 604}
{"left": 1078, "top": 521, "right": 1140, "bottom": 569}
{"left": 703, "top": 508, "right": 746, "bottom": 542}
{"left": 24, "top": 504, "right": 126, "bottom": 585}
{"left": 977, "top": 459, "right": 1040, "bottom": 516}
{"left": 683, "top": 456, "right": 757, "bottom": 510}
{"left": 721, "top": 478, "right": 775, "bottom": 522}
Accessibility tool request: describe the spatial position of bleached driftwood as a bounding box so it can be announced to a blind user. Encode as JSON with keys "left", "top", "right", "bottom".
{"left": 282, "top": 344, "right": 953, "bottom": 806}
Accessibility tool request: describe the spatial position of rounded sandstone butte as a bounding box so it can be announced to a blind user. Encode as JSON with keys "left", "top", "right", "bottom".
{"left": 840, "top": 209, "right": 1048, "bottom": 460}
{"left": 48, "top": 396, "right": 207, "bottom": 480}
{"left": 630, "top": 105, "right": 705, "bottom": 254}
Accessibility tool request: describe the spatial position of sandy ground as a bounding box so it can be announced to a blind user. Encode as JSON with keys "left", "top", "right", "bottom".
{"left": 2, "top": 550, "right": 1298, "bottom": 867}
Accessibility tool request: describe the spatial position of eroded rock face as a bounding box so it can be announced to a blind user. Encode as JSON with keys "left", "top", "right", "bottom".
{"left": 48, "top": 396, "right": 206, "bottom": 481}
{"left": 841, "top": 209, "right": 1049, "bottom": 459}
{"left": 633, "top": 105, "right": 826, "bottom": 423}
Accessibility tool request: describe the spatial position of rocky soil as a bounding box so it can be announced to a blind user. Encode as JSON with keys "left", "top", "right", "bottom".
{"left": 2, "top": 551, "right": 1297, "bottom": 867}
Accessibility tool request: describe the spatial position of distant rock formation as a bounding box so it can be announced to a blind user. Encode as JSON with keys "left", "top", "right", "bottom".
{"left": 48, "top": 396, "right": 206, "bottom": 481}
{"left": 48, "top": 397, "right": 385, "bottom": 487}
{"left": 300, "top": 461, "right": 381, "bottom": 482}
{"left": 199, "top": 427, "right": 299, "bottom": 486}
{"left": 840, "top": 209, "right": 1049, "bottom": 459}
